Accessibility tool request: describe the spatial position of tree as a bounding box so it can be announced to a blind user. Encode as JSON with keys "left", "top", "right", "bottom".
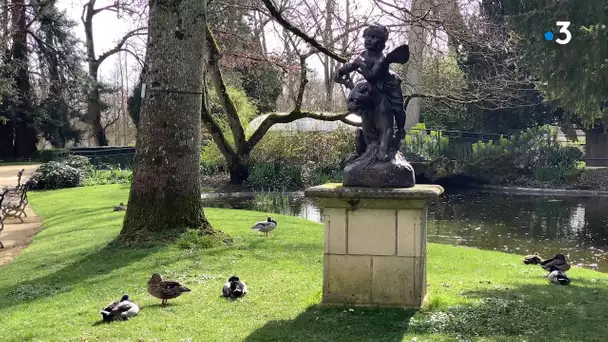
{"left": 428, "top": 0, "right": 562, "bottom": 133}
{"left": 0, "top": 0, "right": 38, "bottom": 160}
{"left": 81, "top": 0, "right": 146, "bottom": 146}
{"left": 0, "top": 0, "right": 85, "bottom": 158}
{"left": 207, "top": 0, "right": 283, "bottom": 113}
{"left": 202, "top": 23, "right": 358, "bottom": 185}
{"left": 34, "top": 0, "right": 85, "bottom": 148}
{"left": 119, "top": 0, "right": 212, "bottom": 241}
{"left": 402, "top": 0, "right": 429, "bottom": 131}
{"left": 502, "top": 0, "right": 608, "bottom": 126}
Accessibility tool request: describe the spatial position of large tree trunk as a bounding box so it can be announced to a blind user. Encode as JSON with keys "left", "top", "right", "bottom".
{"left": 403, "top": 0, "right": 428, "bottom": 131}
{"left": 86, "top": 69, "right": 108, "bottom": 147}
{"left": 229, "top": 158, "right": 249, "bottom": 184}
{"left": 321, "top": 0, "right": 335, "bottom": 111}
{"left": 0, "top": 123, "right": 14, "bottom": 159}
{"left": 83, "top": 0, "right": 109, "bottom": 146}
{"left": 11, "top": 0, "right": 37, "bottom": 159}
{"left": 120, "top": 0, "right": 212, "bottom": 241}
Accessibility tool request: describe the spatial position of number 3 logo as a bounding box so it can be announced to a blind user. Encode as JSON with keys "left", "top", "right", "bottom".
{"left": 556, "top": 21, "right": 572, "bottom": 45}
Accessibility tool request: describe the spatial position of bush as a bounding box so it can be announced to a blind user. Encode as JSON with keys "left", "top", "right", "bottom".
{"left": 83, "top": 167, "right": 132, "bottom": 186}
{"left": 61, "top": 155, "right": 93, "bottom": 173}
{"left": 201, "top": 128, "right": 355, "bottom": 189}
{"left": 200, "top": 142, "right": 227, "bottom": 175}
{"left": 32, "top": 161, "right": 84, "bottom": 190}
{"left": 573, "top": 168, "right": 608, "bottom": 190}
{"left": 402, "top": 123, "right": 449, "bottom": 161}
{"left": 251, "top": 129, "right": 355, "bottom": 170}
{"left": 467, "top": 126, "right": 584, "bottom": 185}
{"left": 247, "top": 162, "right": 302, "bottom": 191}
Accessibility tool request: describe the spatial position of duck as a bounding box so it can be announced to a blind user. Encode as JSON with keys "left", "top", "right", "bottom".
{"left": 147, "top": 273, "right": 191, "bottom": 305}
{"left": 100, "top": 294, "right": 140, "bottom": 321}
{"left": 523, "top": 252, "right": 543, "bottom": 265}
{"left": 547, "top": 265, "right": 571, "bottom": 285}
{"left": 114, "top": 203, "right": 126, "bottom": 211}
{"left": 252, "top": 217, "right": 277, "bottom": 237}
{"left": 222, "top": 275, "right": 248, "bottom": 298}
{"left": 541, "top": 253, "right": 571, "bottom": 272}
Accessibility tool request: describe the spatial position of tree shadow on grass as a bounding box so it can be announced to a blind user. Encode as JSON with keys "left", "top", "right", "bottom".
{"left": 244, "top": 305, "right": 415, "bottom": 342}
{"left": 0, "top": 240, "right": 176, "bottom": 312}
{"left": 201, "top": 240, "right": 322, "bottom": 259}
{"left": 407, "top": 278, "right": 608, "bottom": 341}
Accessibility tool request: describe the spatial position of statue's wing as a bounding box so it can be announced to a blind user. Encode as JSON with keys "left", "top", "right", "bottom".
{"left": 386, "top": 44, "right": 409, "bottom": 64}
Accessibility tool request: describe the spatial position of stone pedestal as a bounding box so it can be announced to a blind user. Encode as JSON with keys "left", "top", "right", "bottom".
{"left": 304, "top": 183, "right": 444, "bottom": 309}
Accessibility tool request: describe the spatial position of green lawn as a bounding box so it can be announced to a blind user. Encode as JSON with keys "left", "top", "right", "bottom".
{"left": 1, "top": 185, "right": 608, "bottom": 341}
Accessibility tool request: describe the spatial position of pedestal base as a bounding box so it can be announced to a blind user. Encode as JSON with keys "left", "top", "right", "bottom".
{"left": 304, "top": 183, "right": 443, "bottom": 309}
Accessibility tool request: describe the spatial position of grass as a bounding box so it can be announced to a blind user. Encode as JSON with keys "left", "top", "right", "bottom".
{"left": 1, "top": 185, "right": 608, "bottom": 341}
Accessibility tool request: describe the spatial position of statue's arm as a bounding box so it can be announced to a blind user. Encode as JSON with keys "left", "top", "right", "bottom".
{"left": 355, "top": 56, "right": 387, "bottom": 82}
{"left": 334, "top": 62, "right": 358, "bottom": 88}
{"left": 336, "top": 62, "right": 358, "bottom": 76}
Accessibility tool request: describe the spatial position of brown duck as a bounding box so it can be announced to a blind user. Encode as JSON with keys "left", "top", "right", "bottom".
{"left": 523, "top": 252, "right": 543, "bottom": 265}
{"left": 540, "top": 253, "right": 571, "bottom": 272}
{"left": 147, "top": 273, "right": 191, "bottom": 305}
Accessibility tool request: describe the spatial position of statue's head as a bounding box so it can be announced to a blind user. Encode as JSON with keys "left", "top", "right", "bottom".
{"left": 363, "top": 24, "right": 389, "bottom": 51}
{"left": 347, "top": 82, "right": 376, "bottom": 112}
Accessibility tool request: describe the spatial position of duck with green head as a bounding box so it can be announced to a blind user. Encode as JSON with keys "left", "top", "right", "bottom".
{"left": 547, "top": 265, "right": 571, "bottom": 285}
{"left": 100, "top": 294, "right": 140, "bottom": 321}
{"left": 222, "top": 276, "right": 248, "bottom": 299}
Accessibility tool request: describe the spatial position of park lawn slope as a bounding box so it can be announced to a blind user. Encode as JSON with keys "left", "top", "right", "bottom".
{"left": 0, "top": 184, "right": 607, "bottom": 341}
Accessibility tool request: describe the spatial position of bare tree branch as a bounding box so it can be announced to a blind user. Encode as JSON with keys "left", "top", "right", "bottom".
{"left": 97, "top": 27, "right": 147, "bottom": 65}
{"left": 261, "top": 0, "right": 347, "bottom": 63}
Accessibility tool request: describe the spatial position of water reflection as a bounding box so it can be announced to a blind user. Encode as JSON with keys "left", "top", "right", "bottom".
{"left": 201, "top": 191, "right": 608, "bottom": 272}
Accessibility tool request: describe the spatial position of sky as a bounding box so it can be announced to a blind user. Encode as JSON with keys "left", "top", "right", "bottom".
{"left": 54, "top": 0, "right": 381, "bottom": 82}
{"left": 56, "top": 0, "right": 145, "bottom": 83}
{"left": 54, "top": 0, "right": 433, "bottom": 83}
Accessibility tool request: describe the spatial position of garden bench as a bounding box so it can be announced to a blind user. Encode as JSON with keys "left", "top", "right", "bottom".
{"left": 0, "top": 190, "right": 7, "bottom": 248}
{"left": 1, "top": 169, "right": 24, "bottom": 192}
{"left": 1, "top": 181, "right": 30, "bottom": 224}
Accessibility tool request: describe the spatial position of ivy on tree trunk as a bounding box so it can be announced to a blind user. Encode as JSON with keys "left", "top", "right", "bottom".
{"left": 119, "top": 0, "right": 212, "bottom": 242}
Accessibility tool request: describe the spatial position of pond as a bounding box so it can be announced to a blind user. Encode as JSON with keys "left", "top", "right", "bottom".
{"left": 201, "top": 191, "right": 608, "bottom": 272}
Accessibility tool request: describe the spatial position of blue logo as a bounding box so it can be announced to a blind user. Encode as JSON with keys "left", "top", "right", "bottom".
{"left": 544, "top": 31, "right": 554, "bottom": 41}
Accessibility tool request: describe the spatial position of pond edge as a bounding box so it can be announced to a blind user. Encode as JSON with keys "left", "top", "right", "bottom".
{"left": 200, "top": 186, "right": 608, "bottom": 199}
{"left": 469, "top": 184, "right": 608, "bottom": 197}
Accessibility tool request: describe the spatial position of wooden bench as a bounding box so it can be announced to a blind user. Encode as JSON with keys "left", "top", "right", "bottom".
{"left": 0, "top": 190, "right": 7, "bottom": 248}
{"left": 1, "top": 181, "right": 30, "bottom": 224}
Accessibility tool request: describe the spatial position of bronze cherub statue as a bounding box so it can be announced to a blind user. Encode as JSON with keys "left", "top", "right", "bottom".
{"left": 334, "top": 23, "right": 415, "bottom": 188}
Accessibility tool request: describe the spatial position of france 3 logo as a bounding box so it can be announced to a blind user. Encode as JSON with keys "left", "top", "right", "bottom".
{"left": 544, "top": 21, "right": 572, "bottom": 45}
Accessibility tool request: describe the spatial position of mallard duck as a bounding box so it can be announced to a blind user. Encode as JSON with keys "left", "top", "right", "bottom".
{"left": 541, "top": 253, "right": 571, "bottom": 272}
{"left": 252, "top": 217, "right": 277, "bottom": 237}
{"left": 100, "top": 294, "right": 140, "bottom": 321}
{"left": 523, "top": 252, "right": 543, "bottom": 265}
{"left": 547, "top": 265, "right": 571, "bottom": 285}
{"left": 114, "top": 203, "right": 126, "bottom": 211}
{"left": 222, "top": 276, "right": 248, "bottom": 298}
{"left": 147, "top": 273, "right": 191, "bottom": 305}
